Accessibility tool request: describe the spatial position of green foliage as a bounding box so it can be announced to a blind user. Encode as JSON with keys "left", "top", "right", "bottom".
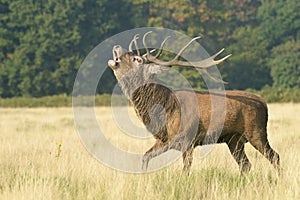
{"left": 1, "top": 87, "right": 299, "bottom": 108}
{"left": 256, "top": 0, "right": 300, "bottom": 90}
{"left": 247, "top": 86, "right": 300, "bottom": 103}
{"left": 224, "top": 0, "right": 300, "bottom": 90}
{"left": 0, "top": 94, "right": 71, "bottom": 107}
{"left": 0, "top": 0, "right": 299, "bottom": 98}
{"left": 269, "top": 40, "right": 300, "bottom": 88}
{"left": 0, "top": 94, "right": 128, "bottom": 107}
{"left": 0, "top": 0, "right": 133, "bottom": 98}
{"left": 223, "top": 4, "right": 270, "bottom": 89}
{"left": 257, "top": 0, "right": 300, "bottom": 49}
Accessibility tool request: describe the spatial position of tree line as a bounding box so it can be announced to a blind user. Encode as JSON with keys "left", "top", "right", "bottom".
{"left": 0, "top": 0, "right": 299, "bottom": 98}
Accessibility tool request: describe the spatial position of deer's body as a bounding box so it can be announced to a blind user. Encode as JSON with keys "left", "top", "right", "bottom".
{"left": 108, "top": 32, "right": 280, "bottom": 173}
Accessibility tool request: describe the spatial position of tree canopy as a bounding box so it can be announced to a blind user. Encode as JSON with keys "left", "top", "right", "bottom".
{"left": 0, "top": 0, "right": 299, "bottom": 97}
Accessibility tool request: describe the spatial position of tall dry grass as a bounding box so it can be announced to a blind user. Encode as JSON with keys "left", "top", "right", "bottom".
{"left": 0, "top": 104, "right": 299, "bottom": 199}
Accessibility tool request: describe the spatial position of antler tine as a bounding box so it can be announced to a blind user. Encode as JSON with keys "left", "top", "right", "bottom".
{"left": 141, "top": 35, "right": 170, "bottom": 60}
{"left": 213, "top": 49, "right": 232, "bottom": 65}
{"left": 129, "top": 34, "right": 141, "bottom": 55}
{"left": 142, "top": 31, "right": 153, "bottom": 59}
{"left": 141, "top": 32, "right": 231, "bottom": 82}
{"left": 133, "top": 35, "right": 140, "bottom": 56}
{"left": 209, "top": 48, "right": 232, "bottom": 65}
{"left": 154, "top": 36, "right": 171, "bottom": 58}
{"left": 128, "top": 35, "right": 136, "bottom": 51}
{"left": 171, "top": 36, "right": 201, "bottom": 62}
{"left": 186, "top": 49, "right": 232, "bottom": 69}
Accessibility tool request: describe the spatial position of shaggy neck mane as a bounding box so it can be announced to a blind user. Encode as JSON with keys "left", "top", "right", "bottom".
{"left": 118, "top": 67, "right": 179, "bottom": 137}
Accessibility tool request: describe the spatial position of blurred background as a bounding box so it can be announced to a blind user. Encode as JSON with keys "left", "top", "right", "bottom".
{"left": 0, "top": 0, "right": 299, "bottom": 104}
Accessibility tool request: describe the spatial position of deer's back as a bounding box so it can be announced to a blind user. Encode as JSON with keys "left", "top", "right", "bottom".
{"left": 175, "top": 90, "right": 268, "bottom": 135}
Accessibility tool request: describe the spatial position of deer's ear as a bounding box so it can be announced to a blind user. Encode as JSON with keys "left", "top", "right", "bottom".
{"left": 134, "top": 56, "right": 143, "bottom": 64}
{"left": 148, "top": 64, "right": 170, "bottom": 74}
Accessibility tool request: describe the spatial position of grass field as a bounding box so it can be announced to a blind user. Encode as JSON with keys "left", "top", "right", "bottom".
{"left": 0, "top": 104, "right": 299, "bottom": 199}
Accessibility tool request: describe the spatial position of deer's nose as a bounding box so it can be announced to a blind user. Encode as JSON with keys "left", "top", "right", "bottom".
{"left": 108, "top": 60, "right": 117, "bottom": 69}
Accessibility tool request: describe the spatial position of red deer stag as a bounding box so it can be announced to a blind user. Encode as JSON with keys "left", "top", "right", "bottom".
{"left": 108, "top": 31, "right": 280, "bottom": 174}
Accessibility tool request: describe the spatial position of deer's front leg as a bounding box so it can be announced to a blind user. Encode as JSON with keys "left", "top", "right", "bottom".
{"left": 142, "top": 139, "right": 165, "bottom": 171}
{"left": 142, "top": 131, "right": 195, "bottom": 171}
{"left": 182, "top": 148, "right": 194, "bottom": 174}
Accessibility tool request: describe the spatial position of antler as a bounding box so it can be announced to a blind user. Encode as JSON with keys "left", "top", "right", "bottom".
{"left": 129, "top": 34, "right": 141, "bottom": 56}
{"left": 141, "top": 31, "right": 231, "bottom": 83}
{"left": 129, "top": 33, "right": 157, "bottom": 57}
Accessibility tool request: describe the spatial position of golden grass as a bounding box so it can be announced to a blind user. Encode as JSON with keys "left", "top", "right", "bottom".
{"left": 0, "top": 104, "right": 299, "bottom": 199}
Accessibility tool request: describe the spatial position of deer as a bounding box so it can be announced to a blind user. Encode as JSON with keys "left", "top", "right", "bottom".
{"left": 107, "top": 31, "right": 280, "bottom": 174}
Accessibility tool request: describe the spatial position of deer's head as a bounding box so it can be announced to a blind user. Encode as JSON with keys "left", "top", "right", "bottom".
{"left": 108, "top": 44, "right": 149, "bottom": 82}
{"left": 108, "top": 31, "right": 231, "bottom": 84}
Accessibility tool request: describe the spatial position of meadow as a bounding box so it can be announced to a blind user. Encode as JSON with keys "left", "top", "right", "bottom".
{"left": 0, "top": 104, "right": 299, "bottom": 200}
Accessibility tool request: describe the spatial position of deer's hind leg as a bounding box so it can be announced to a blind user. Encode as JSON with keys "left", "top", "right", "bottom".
{"left": 226, "top": 134, "right": 251, "bottom": 174}
{"left": 245, "top": 130, "right": 280, "bottom": 174}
